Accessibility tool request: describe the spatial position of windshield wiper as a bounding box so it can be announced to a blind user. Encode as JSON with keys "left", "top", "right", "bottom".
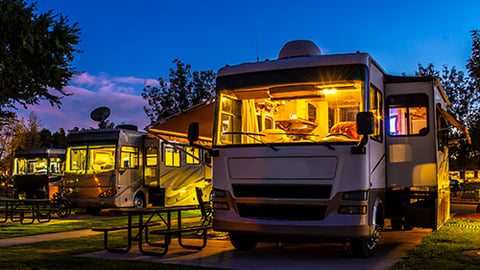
{"left": 222, "top": 132, "right": 279, "bottom": 151}
{"left": 283, "top": 133, "right": 336, "bottom": 150}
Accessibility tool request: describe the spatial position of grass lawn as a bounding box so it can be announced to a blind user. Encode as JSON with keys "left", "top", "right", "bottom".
{"left": 0, "top": 232, "right": 219, "bottom": 270}
{"left": 391, "top": 217, "right": 480, "bottom": 270}
{"left": 0, "top": 209, "right": 219, "bottom": 269}
{"left": 0, "top": 209, "right": 202, "bottom": 239}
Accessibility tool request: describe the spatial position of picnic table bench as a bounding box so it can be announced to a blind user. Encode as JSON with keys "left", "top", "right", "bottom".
{"left": 0, "top": 198, "right": 54, "bottom": 224}
{"left": 92, "top": 187, "right": 212, "bottom": 256}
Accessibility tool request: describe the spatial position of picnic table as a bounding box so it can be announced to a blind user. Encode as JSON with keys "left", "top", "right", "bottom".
{"left": 92, "top": 187, "right": 212, "bottom": 256}
{"left": 0, "top": 198, "right": 54, "bottom": 224}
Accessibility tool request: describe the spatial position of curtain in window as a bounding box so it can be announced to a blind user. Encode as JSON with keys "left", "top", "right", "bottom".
{"left": 241, "top": 100, "right": 259, "bottom": 144}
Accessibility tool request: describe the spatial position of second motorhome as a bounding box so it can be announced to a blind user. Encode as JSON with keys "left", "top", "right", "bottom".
{"left": 62, "top": 106, "right": 213, "bottom": 213}
{"left": 188, "top": 40, "right": 468, "bottom": 257}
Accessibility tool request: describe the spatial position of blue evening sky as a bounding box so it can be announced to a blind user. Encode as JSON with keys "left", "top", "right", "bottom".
{"left": 16, "top": 0, "right": 480, "bottom": 132}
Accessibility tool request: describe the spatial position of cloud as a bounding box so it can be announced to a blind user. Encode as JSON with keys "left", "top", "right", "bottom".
{"left": 15, "top": 72, "right": 156, "bottom": 132}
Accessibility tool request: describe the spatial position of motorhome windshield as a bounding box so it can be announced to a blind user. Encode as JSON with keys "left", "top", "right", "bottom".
{"left": 14, "top": 156, "right": 48, "bottom": 175}
{"left": 66, "top": 142, "right": 116, "bottom": 174}
{"left": 214, "top": 65, "right": 366, "bottom": 146}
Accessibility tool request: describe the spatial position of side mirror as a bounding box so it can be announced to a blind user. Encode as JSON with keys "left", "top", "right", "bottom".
{"left": 356, "top": 112, "right": 375, "bottom": 135}
{"left": 188, "top": 122, "right": 200, "bottom": 145}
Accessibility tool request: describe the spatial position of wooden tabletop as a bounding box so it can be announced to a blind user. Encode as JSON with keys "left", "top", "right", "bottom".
{"left": 109, "top": 205, "right": 200, "bottom": 215}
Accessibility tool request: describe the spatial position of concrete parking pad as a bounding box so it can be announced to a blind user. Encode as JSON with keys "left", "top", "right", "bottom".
{"left": 80, "top": 228, "right": 431, "bottom": 270}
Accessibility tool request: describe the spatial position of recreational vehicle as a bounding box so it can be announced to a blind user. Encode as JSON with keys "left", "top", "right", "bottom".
{"left": 13, "top": 146, "right": 66, "bottom": 199}
{"left": 62, "top": 106, "right": 212, "bottom": 212}
{"left": 188, "top": 40, "right": 468, "bottom": 257}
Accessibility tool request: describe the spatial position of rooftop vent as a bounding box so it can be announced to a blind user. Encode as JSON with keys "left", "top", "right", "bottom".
{"left": 116, "top": 124, "right": 138, "bottom": 131}
{"left": 278, "top": 40, "right": 321, "bottom": 59}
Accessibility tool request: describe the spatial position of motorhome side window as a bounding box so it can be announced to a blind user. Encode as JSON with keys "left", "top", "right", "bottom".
{"left": 164, "top": 145, "right": 180, "bottom": 167}
{"left": 370, "top": 86, "right": 383, "bottom": 141}
{"left": 145, "top": 147, "right": 158, "bottom": 167}
{"left": 120, "top": 146, "right": 139, "bottom": 169}
{"left": 387, "top": 94, "right": 428, "bottom": 136}
{"left": 186, "top": 147, "right": 201, "bottom": 165}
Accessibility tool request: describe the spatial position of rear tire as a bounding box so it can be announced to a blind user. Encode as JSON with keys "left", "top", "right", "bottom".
{"left": 229, "top": 233, "right": 257, "bottom": 251}
{"left": 134, "top": 193, "right": 145, "bottom": 208}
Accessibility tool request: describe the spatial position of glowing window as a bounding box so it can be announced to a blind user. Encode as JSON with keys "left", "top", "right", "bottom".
{"left": 120, "top": 146, "right": 139, "bottom": 169}
{"left": 145, "top": 147, "right": 158, "bottom": 167}
{"left": 165, "top": 146, "right": 180, "bottom": 167}
{"left": 370, "top": 86, "right": 383, "bottom": 141}
{"left": 387, "top": 94, "right": 428, "bottom": 136}
{"left": 186, "top": 147, "right": 200, "bottom": 165}
{"left": 49, "top": 157, "right": 64, "bottom": 176}
{"left": 88, "top": 146, "right": 116, "bottom": 173}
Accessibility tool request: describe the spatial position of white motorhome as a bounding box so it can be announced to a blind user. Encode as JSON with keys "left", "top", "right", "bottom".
{"left": 62, "top": 105, "right": 213, "bottom": 213}
{"left": 188, "top": 40, "right": 467, "bottom": 257}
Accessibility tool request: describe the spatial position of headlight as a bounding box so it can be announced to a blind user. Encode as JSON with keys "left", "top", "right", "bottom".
{"left": 213, "top": 189, "right": 227, "bottom": 198}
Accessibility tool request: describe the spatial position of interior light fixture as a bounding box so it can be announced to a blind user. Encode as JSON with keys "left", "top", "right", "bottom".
{"left": 322, "top": 89, "right": 338, "bottom": 94}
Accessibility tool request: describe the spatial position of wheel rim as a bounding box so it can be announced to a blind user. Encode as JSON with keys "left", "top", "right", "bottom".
{"left": 366, "top": 224, "right": 381, "bottom": 250}
{"left": 134, "top": 195, "right": 144, "bottom": 208}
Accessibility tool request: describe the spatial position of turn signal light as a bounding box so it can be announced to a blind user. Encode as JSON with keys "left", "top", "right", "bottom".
{"left": 213, "top": 202, "right": 229, "bottom": 210}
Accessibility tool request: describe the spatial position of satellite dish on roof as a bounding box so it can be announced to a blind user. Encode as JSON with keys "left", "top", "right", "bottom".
{"left": 90, "top": 107, "right": 110, "bottom": 128}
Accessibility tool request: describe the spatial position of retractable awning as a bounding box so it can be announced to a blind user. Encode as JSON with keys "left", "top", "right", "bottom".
{"left": 146, "top": 100, "right": 215, "bottom": 145}
{"left": 436, "top": 104, "right": 471, "bottom": 144}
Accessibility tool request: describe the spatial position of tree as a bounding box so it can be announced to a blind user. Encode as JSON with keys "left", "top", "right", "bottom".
{"left": 467, "top": 30, "right": 480, "bottom": 85}
{"left": 416, "top": 30, "right": 480, "bottom": 171}
{"left": 142, "top": 59, "right": 215, "bottom": 123}
{"left": 0, "top": 114, "right": 28, "bottom": 173}
{"left": 415, "top": 64, "right": 477, "bottom": 124}
{"left": 0, "top": 0, "right": 81, "bottom": 123}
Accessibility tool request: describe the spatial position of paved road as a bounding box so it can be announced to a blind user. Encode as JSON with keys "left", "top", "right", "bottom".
{"left": 451, "top": 201, "right": 478, "bottom": 215}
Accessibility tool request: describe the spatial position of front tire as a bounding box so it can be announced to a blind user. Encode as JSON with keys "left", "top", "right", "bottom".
{"left": 55, "top": 200, "right": 71, "bottom": 218}
{"left": 229, "top": 233, "right": 257, "bottom": 251}
{"left": 351, "top": 224, "right": 381, "bottom": 257}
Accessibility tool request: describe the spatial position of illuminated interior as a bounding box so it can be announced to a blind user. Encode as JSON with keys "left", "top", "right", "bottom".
{"left": 387, "top": 94, "right": 428, "bottom": 136}
{"left": 144, "top": 146, "right": 158, "bottom": 185}
{"left": 215, "top": 81, "right": 364, "bottom": 145}
{"left": 49, "top": 157, "right": 64, "bottom": 176}
{"left": 66, "top": 144, "right": 116, "bottom": 174}
{"left": 14, "top": 157, "right": 49, "bottom": 175}
{"left": 165, "top": 145, "right": 181, "bottom": 167}
{"left": 186, "top": 147, "right": 200, "bottom": 164}
{"left": 120, "top": 146, "right": 139, "bottom": 169}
